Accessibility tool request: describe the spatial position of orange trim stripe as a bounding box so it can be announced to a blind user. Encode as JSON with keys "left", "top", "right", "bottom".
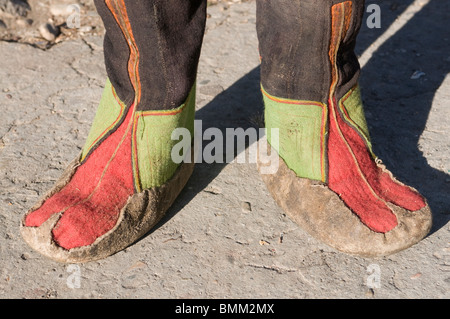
{"left": 138, "top": 102, "right": 188, "bottom": 117}
{"left": 105, "top": 0, "right": 142, "bottom": 190}
{"left": 261, "top": 85, "right": 326, "bottom": 107}
{"left": 105, "top": 0, "right": 141, "bottom": 105}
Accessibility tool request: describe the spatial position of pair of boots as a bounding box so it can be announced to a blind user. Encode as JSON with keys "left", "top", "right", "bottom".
{"left": 20, "top": 0, "right": 432, "bottom": 263}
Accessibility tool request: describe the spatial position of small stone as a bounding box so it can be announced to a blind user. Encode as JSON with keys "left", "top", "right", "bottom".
{"left": 411, "top": 71, "right": 426, "bottom": 80}
{"left": 39, "top": 22, "right": 59, "bottom": 42}
{"left": 259, "top": 239, "right": 270, "bottom": 245}
{"left": 240, "top": 201, "right": 251, "bottom": 212}
{"left": 204, "top": 186, "right": 222, "bottom": 195}
{"left": 15, "top": 18, "right": 32, "bottom": 27}
{"left": 365, "top": 288, "right": 375, "bottom": 297}
{"left": 433, "top": 252, "right": 442, "bottom": 259}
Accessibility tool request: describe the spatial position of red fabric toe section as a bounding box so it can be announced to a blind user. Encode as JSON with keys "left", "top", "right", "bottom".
{"left": 24, "top": 187, "right": 88, "bottom": 227}
{"left": 52, "top": 165, "right": 133, "bottom": 249}
{"left": 335, "top": 98, "right": 426, "bottom": 212}
{"left": 328, "top": 96, "right": 427, "bottom": 233}
{"left": 51, "top": 106, "right": 135, "bottom": 249}
{"left": 376, "top": 171, "right": 426, "bottom": 211}
{"left": 25, "top": 105, "right": 135, "bottom": 250}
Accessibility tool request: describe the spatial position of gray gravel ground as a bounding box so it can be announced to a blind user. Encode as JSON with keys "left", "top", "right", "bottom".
{"left": 0, "top": 0, "right": 449, "bottom": 299}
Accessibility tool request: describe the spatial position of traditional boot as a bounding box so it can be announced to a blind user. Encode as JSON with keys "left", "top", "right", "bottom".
{"left": 21, "top": 0, "right": 207, "bottom": 263}
{"left": 256, "top": 0, "right": 432, "bottom": 257}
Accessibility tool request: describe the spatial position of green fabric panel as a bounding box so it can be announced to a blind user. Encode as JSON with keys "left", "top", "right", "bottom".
{"left": 263, "top": 93, "right": 325, "bottom": 181}
{"left": 340, "top": 85, "right": 373, "bottom": 153}
{"left": 135, "top": 86, "right": 195, "bottom": 190}
{"left": 81, "top": 79, "right": 124, "bottom": 160}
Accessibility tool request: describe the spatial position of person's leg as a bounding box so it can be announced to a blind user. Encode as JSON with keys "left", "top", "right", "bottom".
{"left": 256, "top": 0, "right": 432, "bottom": 257}
{"left": 21, "top": 0, "right": 207, "bottom": 263}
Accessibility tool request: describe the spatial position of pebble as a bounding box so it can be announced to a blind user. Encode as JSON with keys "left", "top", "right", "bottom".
{"left": 15, "top": 18, "right": 32, "bottom": 27}
{"left": 365, "top": 288, "right": 375, "bottom": 297}
{"left": 204, "top": 186, "right": 222, "bottom": 195}
{"left": 39, "top": 22, "right": 59, "bottom": 42}
{"left": 240, "top": 201, "right": 251, "bottom": 212}
{"left": 411, "top": 70, "right": 426, "bottom": 80}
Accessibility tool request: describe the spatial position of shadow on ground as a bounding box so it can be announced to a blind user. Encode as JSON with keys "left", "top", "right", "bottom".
{"left": 360, "top": 0, "right": 450, "bottom": 233}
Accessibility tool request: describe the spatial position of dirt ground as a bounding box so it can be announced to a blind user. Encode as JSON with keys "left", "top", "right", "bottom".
{"left": 0, "top": 0, "right": 449, "bottom": 299}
